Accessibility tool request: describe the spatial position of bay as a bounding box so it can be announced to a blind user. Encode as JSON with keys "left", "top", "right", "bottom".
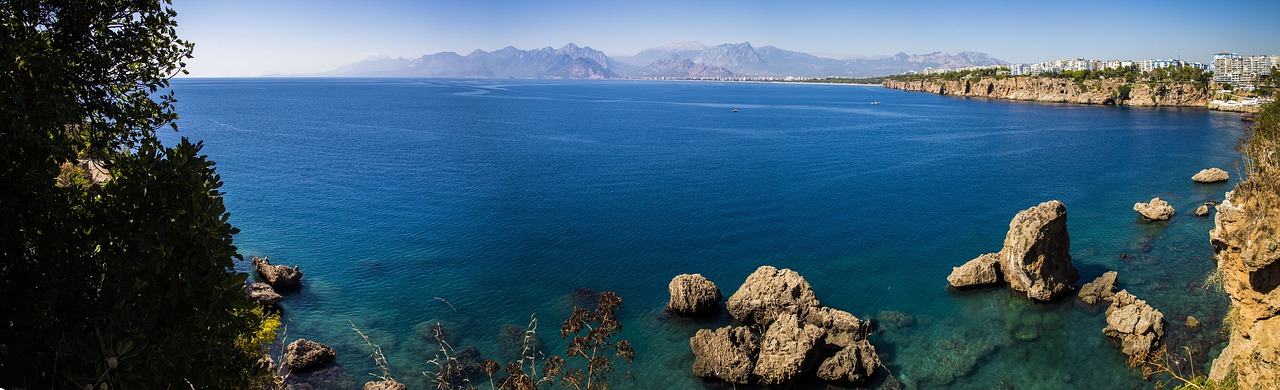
{"left": 167, "top": 78, "right": 1240, "bottom": 389}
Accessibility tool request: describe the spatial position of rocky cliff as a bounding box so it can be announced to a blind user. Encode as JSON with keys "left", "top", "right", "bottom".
{"left": 883, "top": 77, "right": 1211, "bottom": 107}
{"left": 1207, "top": 103, "right": 1279, "bottom": 388}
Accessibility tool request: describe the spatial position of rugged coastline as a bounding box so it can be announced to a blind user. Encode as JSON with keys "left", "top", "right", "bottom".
{"left": 883, "top": 77, "right": 1214, "bottom": 108}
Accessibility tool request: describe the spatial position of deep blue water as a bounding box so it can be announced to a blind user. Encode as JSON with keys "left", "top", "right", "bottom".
{"left": 166, "top": 78, "right": 1243, "bottom": 389}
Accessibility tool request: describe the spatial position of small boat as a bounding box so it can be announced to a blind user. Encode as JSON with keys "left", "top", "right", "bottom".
{"left": 871, "top": 101, "right": 880, "bottom": 105}
{"left": 1242, "top": 112, "right": 1255, "bottom": 122}
{"left": 731, "top": 108, "right": 740, "bottom": 113}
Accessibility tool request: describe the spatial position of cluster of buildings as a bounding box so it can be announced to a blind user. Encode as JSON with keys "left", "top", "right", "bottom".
{"left": 920, "top": 52, "right": 1278, "bottom": 89}
{"left": 1213, "top": 52, "right": 1279, "bottom": 89}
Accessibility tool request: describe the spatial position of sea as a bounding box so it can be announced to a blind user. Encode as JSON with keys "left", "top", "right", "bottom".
{"left": 165, "top": 78, "right": 1245, "bottom": 389}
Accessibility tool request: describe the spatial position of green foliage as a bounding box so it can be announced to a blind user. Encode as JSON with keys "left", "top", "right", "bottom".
{"left": 1, "top": 1, "right": 270, "bottom": 388}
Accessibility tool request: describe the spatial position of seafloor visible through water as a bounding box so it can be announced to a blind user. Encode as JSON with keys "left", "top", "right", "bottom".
{"left": 167, "top": 78, "right": 1242, "bottom": 389}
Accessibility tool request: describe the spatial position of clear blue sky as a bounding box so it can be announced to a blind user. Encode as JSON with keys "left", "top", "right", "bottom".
{"left": 174, "top": 0, "right": 1280, "bottom": 77}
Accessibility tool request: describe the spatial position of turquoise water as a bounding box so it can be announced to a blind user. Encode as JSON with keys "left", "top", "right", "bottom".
{"left": 167, "top": 79, "right": 1242, "bottom": 389}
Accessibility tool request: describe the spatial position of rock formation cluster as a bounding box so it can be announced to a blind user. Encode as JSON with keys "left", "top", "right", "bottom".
{"left": 1102, "top": 290, "right": 1165, "bottom": 359}
{"left": 681, "top": 266, "right": 880, "bottom": 386}
{"left": 948, "top": 200, "right": 1079, "bottom": 301}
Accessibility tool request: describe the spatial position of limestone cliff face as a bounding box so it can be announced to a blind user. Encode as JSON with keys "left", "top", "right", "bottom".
{"left": 1208, "top": 186, "right": 1280, "bottom": 387}
{"left": 882, "top": 77, "right": 1210, "bottom": 107}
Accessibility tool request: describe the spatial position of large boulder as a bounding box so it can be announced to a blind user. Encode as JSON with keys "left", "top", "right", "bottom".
{"left": 999, "top": 200, "right": 1080, "bottom": 301}
{"left": 1192, "top": 168, "right": 1229, "bottom": 183}
{"left": 690, "top": 326, "right": 758, "bottom": 384}
{"left": 947, "top": 252, "right": 1002, "bottom": 287}
{"left": 802, "top": 307, "right": 867, "bottom": 348}
{"left": 726, "top": 266, "right": 821, "bottom": 326}
{"left": 249, "top": 282, "right": 285, "bottom": 306}
{"left": 1078, "top": 271, "right": 1118, "bottom": 305}
{"left": 667, "top": 274, "right": 722, "bottom": 315}
{"left": 285, "top": 339, "right": 336, "bottom": 372}
{"left": 816, "top": 340, "right": 880, "bottom": 384}
{"left": 1133, "top": 198, "right": 1175, "bottom": 221}
{"left": 253, "top": 256, "right": 303, "bottom": 289}
{"left": 753, "top": 313, "right": 824, "bottom": 386}
{"left": 1102, "top": 290, "right": 1165, "bottom": 358}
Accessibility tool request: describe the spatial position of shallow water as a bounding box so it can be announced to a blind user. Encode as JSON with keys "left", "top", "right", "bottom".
{"left": 167, "top": 78, "right": 1242, "bottom": 389}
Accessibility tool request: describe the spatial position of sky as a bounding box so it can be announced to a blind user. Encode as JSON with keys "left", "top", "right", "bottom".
{"left": 174, "top": 0, "right": 1280, "bottom": 77}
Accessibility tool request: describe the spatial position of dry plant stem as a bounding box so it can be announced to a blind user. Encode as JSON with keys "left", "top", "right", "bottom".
{"left": 351, "top": 320, "right": 395, "bottom": 382}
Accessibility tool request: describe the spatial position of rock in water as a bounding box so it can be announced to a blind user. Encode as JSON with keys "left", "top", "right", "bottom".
{"left": 726, "top": 266, "right": 821, "bottom": 326}
{"left": 999, "top": 200, "right": 1080, "bottom": 301}
{"left": 753, "top": 313, "right": 824, "bottom": 386}
{"left": 1102, "top": 290, "right": 1165, "bottom": 358}
{"left": 285, "top": 339, "right": 336, "bottom": 372}
{"left": 362, "top": 380, "right": 407, "bottom": 390}
{"left": 1078, "top": 271, "right": 1118, "bottom": 305}
{"left": 253, "top": 256, "right": 303, "bottom": 288}
{"left": 1195, "top": 204, "right": 1210, "bottom": 216}
{"left": 947, "top": 252, "right": 1003, "bottom": 287}
{"left": 1192, "top": 168, "right": 1229, "bottom": 183}
{"left": 816, "top": 340, "right": 880, "bottom": 384}
{"left": 249, "top": 282, "right": 284, "bottom": 305}
{"left": 802, "top": 307, "right": 867, "bottom": 348}
{"left": 1133, "top": 197, "right": 1175, "bottom": 221}
{"left": 667, "top": 274, "right": 722, "bottom": 315}
{"left": 690, "top": 326, "right": 758, "bottom": 384}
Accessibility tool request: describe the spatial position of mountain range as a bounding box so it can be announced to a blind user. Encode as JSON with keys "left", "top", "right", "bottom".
{"left": 316, "top": 42, "right": 1005, "bottom": 79}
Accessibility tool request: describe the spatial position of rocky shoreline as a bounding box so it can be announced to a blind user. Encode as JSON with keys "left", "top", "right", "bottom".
{"left": 882, "top": 77, "right": 1229, "bottom": 109}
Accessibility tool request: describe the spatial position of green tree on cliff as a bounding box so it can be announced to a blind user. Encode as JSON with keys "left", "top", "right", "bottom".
{"left": 1, "top": 1, "right": 273, "bottom": 387}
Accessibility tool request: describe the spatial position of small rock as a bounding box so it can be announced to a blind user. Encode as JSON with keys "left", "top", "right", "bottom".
{"left": 253, "top": 256, "right": 303, "bottom": 289}
{"left": 1078, "top": 271, "right": 1118, "bottom": 305}
{"left": 1195, "top": 204, "right": 1210, "bottom": 216}
{"left": 249, "top": 282, "right": 284, "bottom": 306}
{"left": 1186, "top": 316, "right": 1200, "bottom": 330}
{"left": 1191, "top": 168, "right": 1229, "bottom": 183}
{"left": 667, "top": 274, "right": 722, "bottom": 315}
{"left": 285, "top": 339, "right": 336, "bottom": 372}
{"left": 1134, "top": 198, "right": 1175, "bottom": 221}
{"left": 690, "top": 326, "right": 758, "bottom": 384}
{"left": 362, "top": 380, "right": 407, "bottom": 390}
{"left": 816, "top": 340, "right": 880, "bottom": 384}
{"left": 947, "top": 252, "right": 1003, "bottom": 287}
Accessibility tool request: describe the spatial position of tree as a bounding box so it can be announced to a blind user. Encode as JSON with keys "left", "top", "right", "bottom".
{"left": 1, "top": 1, "right": 272, "bottom": 387}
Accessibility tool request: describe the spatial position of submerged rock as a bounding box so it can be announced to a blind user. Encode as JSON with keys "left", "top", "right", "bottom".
{"left": 1134, "top": 197, "right": 1175, "bottom": 221}
{"left": 285, "top": 339, "right": 336, "bottom": 372}
{"left": 1102, "top": 290, "right": 1165, "bottom": 358}
{"left": 999, "top": 200, "right": 1080, "bottom": 301}
{"left": 726, "top": 266, "right": 821, "bottom": 326}
{"left": 816, "top": 340, "right": 880, "bottom": 384}
{"left": 690, "top": 326, "right": 758, "bottom": 384}
{"left": 1192, "top": 168, "right": 1229, "bottom": 183}
{"left": 1078, "top": 271, "right": 1119, "bottom": 305}
{"left": 754, "top": 313, "right": 824, "bottom": 386}
{"left": 253, "top": 256, "right": 303, "bottom": 289}
{"left": 362, "top": 380, "right": 407, "bottom": 390}
{"left": 947, "top": 252, "right": 1003, "bottom": 287}
{"left": 667, "top": 274, "right": 722, "bottom": 315}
